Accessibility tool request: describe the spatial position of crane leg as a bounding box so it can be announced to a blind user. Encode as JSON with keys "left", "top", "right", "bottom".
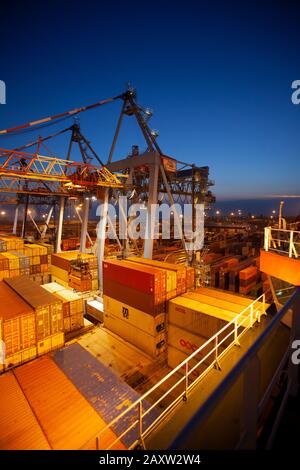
{"left": 12, "top": 205, "right": 19, "bottom": 235}
{"left": 144, "top": 163, "right": 159, "bottom": 259}
{"left": 97, "top": 190, "right": 109, "bottom": 293}
{"left": 56, "top": 196, "right": 65, "bottom": 253}
{"left": 79, "top": 198, "right": 90, "bottom": 253}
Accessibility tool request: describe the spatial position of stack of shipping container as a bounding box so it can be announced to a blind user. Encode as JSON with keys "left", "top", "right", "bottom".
{"left": 0, "top": 237, "right": 52, "bottom": 284}
{"left": 0, "top": 277, "right": 64, "bottom": 372}
{"left": 42, "top": 282, "right": 84, "bottom": 333}
{"left": 103, "top": 259, "right": 167, "bottom": 357}
{"left": 102, "top": 258, "right": 195, "bottom": 358}
{"left": 166, "top": 287, "right": 252, "bottom": 380}
{"left": 239, "top": 266, "right": 260, "bottom": 295}
{"left": 51, "top": 251, "right": 98, "bottom": 291}
{"left": 209, "top": 255, "right": 261, "bottom": 296}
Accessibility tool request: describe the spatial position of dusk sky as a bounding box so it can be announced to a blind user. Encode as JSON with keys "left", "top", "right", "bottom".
{"left": 0, "top": 0, "right": 299, "bottom": 202}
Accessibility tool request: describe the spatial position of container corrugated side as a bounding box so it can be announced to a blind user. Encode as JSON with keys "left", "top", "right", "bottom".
{"left": 51, "top": 265, "right": 69, "bottom": 282}
{"left": 4, "top": 277, "right": 63, "bottom": 338}
{"left": 127, "top": 256, "right": 187, "bottom": 294}
{"left": 37, "top": 332, "right": 64, "bottom": 356}
{"left": 103, "top": 259, "right": 166, "bottom": 296}
{"left": 104, "top": 311, "right": 166, "bottom": 357}
{"left": 14, "top": 356, "right": 124, "bottom": 450}
{"left": 168, "top": 323, "right": 225, "bottom": 366}
{"left": 125, "top": 260, "right": 176, "bottom": 299}
{"left": 194, "top": 287, "right": 253, "bottom": 307}
{"left": 103, "top": 295, "right": 165, "bottom": 336}
{"left": 103, "top": 277, "right": 165, "bottom": 315}
{"left": 0, "top": 282, "right": 36, "bottom": 354}
{"left": 182, "top": 291, "right": 246, "bottom": 314}
{"left": 53, "top": 289, "right": 83, "bottom": 315}
{"left": 4, "top": 346, "right": 37, "bottom": 370}
{"left": 167, "top": 345, "right": 207, "bottom": 381}
{"left": 0, "top": 372, "right": 51, "bottom": 449}
{"left": 168, "top": 296, "right": 248, "bottom": 342}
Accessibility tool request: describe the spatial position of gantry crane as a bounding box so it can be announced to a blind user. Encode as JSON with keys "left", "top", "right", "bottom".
{"left": 0, "top": 87, "right": 215, "bottom": 290}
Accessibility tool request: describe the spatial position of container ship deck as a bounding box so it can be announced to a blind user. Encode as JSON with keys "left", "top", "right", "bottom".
{"left": 0, "top": 233, "right": 298, "bottom": 450}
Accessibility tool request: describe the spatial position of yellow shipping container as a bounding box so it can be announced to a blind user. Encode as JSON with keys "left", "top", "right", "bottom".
{"left": 51, "top": 275, "right": 69, "bottom": 288}
{"left": 0, "top": 237, "right": 23, "bottom": 251}
{"left": 63, "top": 317, "right": 71, "bottom": 332}
{"left": 195, "top": 287, "right": 253, "bottom": 307}
{"left": 103, "top": 295, "right": 165, "bottom": 336}
{"left": 9, "top": 268, "right": 20, "bottom": 278}
{"left": 183, "top": 291, "right": 248, "bottom": 314}
{"left": 4, "top": 346, "right": 37, "bottom": 370}
{"left": 32, "top": 256, "right": 40, "bottom": 265}
{"left": 168, "top": 296, "right": 250, "bottom": 341}
{"left": 37, "top": 332, "right": 64, "bottom": 355}
{"left": 0, "top": 270, "right": 9, "bottom": 280}
{"left": 32, "top": 243, "right": 47, "bottom": 255}
{"left": 1, "top": 252, "right": 19, "bottom": 270}
{"left": 54, "top": 289, "right": 83, "bottom": 315}
{"left": 104, "top": 311, "right": 166, "bottom": 357}
{"left": 51, "top": 265, "right": 69, "bottom": 283}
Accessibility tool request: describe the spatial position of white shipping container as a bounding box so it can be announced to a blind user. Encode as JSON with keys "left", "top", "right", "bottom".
{"left": 41, "top": 282, "right": 66, "bottom": 294}
{"left": 103, "top": 295, "right": 166, "bottom": 336}
{"left": 104, "top": 311, "right": 166, "bottom": 357}
{"left": 86, "top": 300, "right": 104, "bottom": 322}
{"left": 167, "top": 323, "right": 224, "bottom": 366}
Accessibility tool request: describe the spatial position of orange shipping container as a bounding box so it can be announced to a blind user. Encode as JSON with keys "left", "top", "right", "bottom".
{"left": 0, "top": 372, "right": 51, "bottom": 450}
{"left": 4, "top": 277, "right": 63, "bottom": 339}
{"left": 127, "top": 257, "right": 186, "bottom": 295}
{"left": 0, "top": 282, "right": 36, "bottom": 355}
{"left": 239, "top": 266, "right": 258, "bottom": 280}
{"left": 14, "top": 357, "right": 125, "bottom": 450}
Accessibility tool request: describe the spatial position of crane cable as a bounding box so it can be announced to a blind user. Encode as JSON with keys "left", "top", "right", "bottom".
{"left": 0, "top": 94, "right": 120, "bottom": 136}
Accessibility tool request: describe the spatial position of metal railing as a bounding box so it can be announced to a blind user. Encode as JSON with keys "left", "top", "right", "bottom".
{"left": 264, "top": 227, "right": 300, "bottom": 259}
{"left": 85, "top": 293, "right": 267, "bottom": 450}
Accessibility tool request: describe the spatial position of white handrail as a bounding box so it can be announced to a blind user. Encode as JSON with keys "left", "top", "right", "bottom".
{"left": 264, "top": 227, "right": 299, "bottom": 259}
{"left": 87, "top": 292, "right": 267, "bottom": 450}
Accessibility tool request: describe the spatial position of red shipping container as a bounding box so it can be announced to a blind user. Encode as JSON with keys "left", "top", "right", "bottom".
{"left": 103, "top": 260, "right": 166, "bottom": 296}
{"left": 103, "top": 277, "right": 165, "bottom": 316}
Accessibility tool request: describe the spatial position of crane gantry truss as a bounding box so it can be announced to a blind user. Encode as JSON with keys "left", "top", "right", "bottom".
{"left": 0, "top": 148, "right": 123, "bottom": 196}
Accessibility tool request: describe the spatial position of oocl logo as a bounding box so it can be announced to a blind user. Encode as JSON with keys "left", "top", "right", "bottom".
{"left": 179, "top": 338, "right": 199, "bottom": 352}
